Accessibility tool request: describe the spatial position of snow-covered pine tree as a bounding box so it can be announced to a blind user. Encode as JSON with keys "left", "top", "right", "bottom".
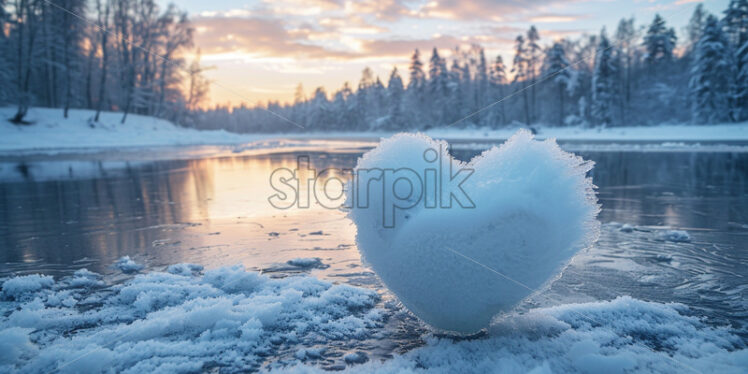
{"left": 332, "top": 82, "right": 355, "bottom": 130}
{"left": 427, "top": 48, "right": 449, "bottom": 127}
{"left": 386, "top": 67, "right": 406, "bottom": 130}
{"left": 543, "top": 42, "right": 572, "bottom": 126}
{"left": 356, "top": 67, "right": 374, "bottom": 128}
{"left": 407, "top": 49, "right": 426, "bottom": 127}
{"left": 489, "top": 55, "right": 507, "bottom": 127}
{"left": 591, "top": 29, "right": 618, "bottom": 127}
{"left": 614, "top": 18, "right": 637, "bottom": 119}
{"left": 690, "top": 15, "right": 732, "bottom": 124}
{"left": 526, "top": 26, "right": 541, "bottom": 123}
{"left": 723, "top": 0, "right": 748, "bottom": 120}
{"left": 371, "top": 77, "right": 387, "bottom": 127}
{"left": 512, "top": 35, "right": 531, "bottom": 125}
{"left": 686, "top": 4, "right": 709, "bottom": 54}
{"left": 643, "top": 14, "right": 677, "bottom": 65}
{"left": 309, "top": 87, "right": 332, "bottom": 130}
{"left": 474, "top": 46, "right": 488, "bottom": 126}
{"left": 449, "top": 59, "right": 466, "bottom": 124}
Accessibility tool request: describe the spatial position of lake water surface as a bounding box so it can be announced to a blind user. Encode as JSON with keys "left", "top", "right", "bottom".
{"left": 1, "top": 139, "right": 747, "bottom": 364}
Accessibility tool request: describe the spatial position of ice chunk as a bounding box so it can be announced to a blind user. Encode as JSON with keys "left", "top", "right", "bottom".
{"left": 657, "top": 230, "right": 691, "bottom": 242}
{"left": 166, "top": 263, "right": 204, "bottom": 276}
{"left": 287, "top": 258, "right": 328, "bottom": 269}
{"left": 1, "top": 274, "right": 54, "bottom": 300}
{"left": 348, "top": 131, "right": 600, "bottom": 333}
{"left": 113, "top": 256, "right": 144, "bottom": 273}
{"left": 619, "top": 224, "right": 635, "bottom": 233}
{"left": 68, "top": 269, "right": 104, "bottom": 288}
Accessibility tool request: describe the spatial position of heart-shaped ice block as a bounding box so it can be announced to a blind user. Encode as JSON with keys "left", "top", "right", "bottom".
{"left": 348, "top": 130, "right": 600, "bottom": 333}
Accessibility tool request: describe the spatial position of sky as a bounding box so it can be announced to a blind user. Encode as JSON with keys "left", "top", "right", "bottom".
{"left": 160, "top": 0, "right": 730, "bottom": 107}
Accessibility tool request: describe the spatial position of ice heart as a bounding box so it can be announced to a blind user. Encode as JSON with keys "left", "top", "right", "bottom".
{"left": 348, "top": 130, "right": 600, "bottom": 333}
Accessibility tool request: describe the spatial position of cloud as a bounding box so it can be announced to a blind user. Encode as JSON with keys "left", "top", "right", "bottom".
{"left": 193, "top": 16, "right": 356, "bottom": 59}
{"left": 359, "top": 35, "right": 515, "bottom": 58}
{"left": 414, "top": 0, "right": 563, "bottom": 21}
{"left": 529, "top": 13, "right": 589, "bottom": 23}
{"left": 344, "top": 0, "right": 410, "bottom": 21}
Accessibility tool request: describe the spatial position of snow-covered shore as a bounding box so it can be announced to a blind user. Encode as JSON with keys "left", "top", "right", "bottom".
{"left": 1, "top": 262, "right": 746, "bottom": 373}
{"left": 1, "top": 107, "right": 747, "bottom": 155}
{"left": 0, "top": 107, "right": 261, "bottom": 153}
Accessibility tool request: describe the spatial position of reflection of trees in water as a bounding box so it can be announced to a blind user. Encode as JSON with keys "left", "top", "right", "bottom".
{"left": 0, "top": 152, "right": 363, "bottom": 275}
{"left": 3, "top": 150, "right": 742, "bottom": 275}
{"left": 584, "top": 152, "right": 748, "bottom": 229}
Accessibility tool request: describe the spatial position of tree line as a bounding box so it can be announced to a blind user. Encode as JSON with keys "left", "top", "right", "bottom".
{"left": 193, "top": 1, "right": 748, "bottom": 133}
{"left": 0, "top": 0, "right": 209, "bottom": 125}
{"left": 1, "top": 1, "right": 746, "bottom": 132}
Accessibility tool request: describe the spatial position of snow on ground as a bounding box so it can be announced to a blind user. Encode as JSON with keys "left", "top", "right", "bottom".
{"left": 1, "top": 107, "right": 747, "bottom": 155}
{"left": 0, "top": 107, "right": 259, "bottom": 153}
{"left": 1, "top": 263, "right": 746, "bottom": 373}
{"left": 424, "top": 122, "right": 748, "bottom": 142}
{"left": 303, "top": 297, "right": 747, "bottom": 374}
{"left": 0, "top": 264, "right": 382, "bottom": 373}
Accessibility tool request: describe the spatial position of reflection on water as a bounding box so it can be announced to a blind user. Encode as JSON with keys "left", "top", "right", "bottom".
{"left": 0, "top": 145, "right": 747, "bottom": 334}
{"left": 0, "top": 152, "right": 361, "bottom": 277}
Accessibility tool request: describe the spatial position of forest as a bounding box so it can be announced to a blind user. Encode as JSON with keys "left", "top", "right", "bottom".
{"left": 0, "top": 1, "right": 747, "bottom": 133}
{"left": 0, "top": 0, "right": 209, "bottom": 126}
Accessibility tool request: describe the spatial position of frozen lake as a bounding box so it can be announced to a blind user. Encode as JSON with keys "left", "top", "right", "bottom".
{"left": 0, "top": 139, "right": 747, "bottom": 371}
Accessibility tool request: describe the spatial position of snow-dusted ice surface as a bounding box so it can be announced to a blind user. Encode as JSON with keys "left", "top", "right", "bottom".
{"left": 349, "top": 131, "right": 600, "bottom": 333}
{"left": 0, "top": 265, "right": 383, "bottom": 373}
{"left": 1, "top": 265, "right": 746, "bottom": 373}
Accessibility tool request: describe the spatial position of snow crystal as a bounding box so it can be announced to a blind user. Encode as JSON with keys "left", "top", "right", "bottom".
{"left": 113, "top": 256, "right": 144, "bottom": 274}
{"left": 0, "top": 265, "right": 382, "bottom": 373}
{"left": 657, "top": 230, "right": 691, "bottom": 242}
{"left": 349, "top": 131, "right": 600, "bottom": 333}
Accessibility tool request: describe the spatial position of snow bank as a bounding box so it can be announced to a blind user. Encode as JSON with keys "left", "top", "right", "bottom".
{"left": 0, "top": 274, "right": 54, "bottom": 301}
{"left": 1, "top": 266, "right": 746, "bottom": 373}
{"left": 284, "top": 297, "right": 748, "bottom": 373}
{"left": 0, "top": 265, "right": 382, "bottom": 373}
{"left": 349, "top": 131, "right": 600, "bottom": 333}
{"left": 0, "top": 107, "right": 258, "bottom": 153}
{"left": 2, "top": 107, "right": 746, "bottom": 155}
{"left": 424, "top": 122, "right": 748, "bottom": 142}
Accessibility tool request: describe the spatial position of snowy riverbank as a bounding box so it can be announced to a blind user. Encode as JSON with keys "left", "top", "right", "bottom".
{"left": 1, "top": 260, "right": 746, "bottom": 373}
{"left": 0, "top": 107, "right": 260, "bottom": 153}
{"left": 2, "top": 107, "right": 747, "bottom": 155}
